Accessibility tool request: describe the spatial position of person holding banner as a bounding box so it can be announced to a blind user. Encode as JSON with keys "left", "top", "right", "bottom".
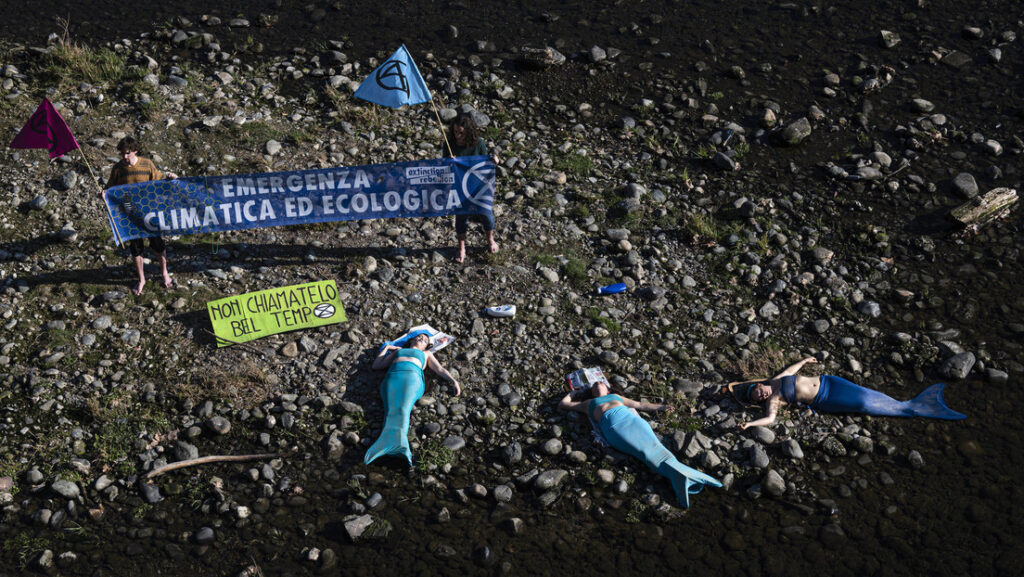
{"left": 365, "top": 331, "right": 460, "bottom": 466}
{"left": 445, "top": 115, "right": 499, "bottom": 263}
{"left": 101, "top": 136, "right": 178, "bottom": 296}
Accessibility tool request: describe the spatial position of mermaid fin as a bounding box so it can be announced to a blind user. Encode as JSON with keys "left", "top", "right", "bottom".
{"left": 909, "top": 383, "right": 967, "bottom": 420}
{"left": 656, "top": 459, "right": 722, "bottom": 508}
{"left": 363, "top": 430, "right": 413, "bottom": 466}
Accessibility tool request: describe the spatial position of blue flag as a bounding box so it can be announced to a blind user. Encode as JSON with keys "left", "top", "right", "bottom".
{"left": 354, "top": 45, "right": 433, "bottom": 108}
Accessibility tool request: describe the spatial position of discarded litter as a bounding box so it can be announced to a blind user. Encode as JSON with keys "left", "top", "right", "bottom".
{"left": 485, "top": 305, "right": 516, "bottom": 318}
{"left": 596, "top": 283, "right": 627, "bottom": 295}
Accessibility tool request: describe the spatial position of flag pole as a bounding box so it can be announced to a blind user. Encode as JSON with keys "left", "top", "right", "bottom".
{"left": 431, "top": 98, "right": 453, "bottom": 157}
{"left": 77, "top": 148, "right": 124, "bottom": 246}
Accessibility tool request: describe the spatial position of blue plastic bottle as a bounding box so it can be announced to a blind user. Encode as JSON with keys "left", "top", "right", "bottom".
{"left": 597, "top": 283, "right": 627, "bottom": 295}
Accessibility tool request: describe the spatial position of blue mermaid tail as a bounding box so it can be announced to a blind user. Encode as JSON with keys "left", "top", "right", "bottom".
{"left": 812, "top": 376, "right": 966, "bottom": 420}
{"left": 657, "top": 459, "right": 723, "bottom": 508}
{"left": 364, "top": 362, "right": 426, "bottom": 466}
{"left": 598, "top": 406, "right": 722, "bottom": 507}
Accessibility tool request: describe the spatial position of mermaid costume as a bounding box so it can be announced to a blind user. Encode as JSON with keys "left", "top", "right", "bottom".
{"left": 364, "top": 347, "right": 427, "bottom": 466}
{"left": 588, "top": 394, "right": 722, "bottom": 507}
{"left": 779, "top": 375, "right": 966, "bottom": 420}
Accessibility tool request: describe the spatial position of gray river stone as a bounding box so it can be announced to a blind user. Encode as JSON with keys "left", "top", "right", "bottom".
{"left": 821, "top": 437, "right": 848, "bottom": 457}
{"left": 749, "top": 444, "right": 770, "bottom": 468}
{"left": 780, "top": 117, "right": 811, "bottom": 145}
{"left": 139, "top": 482, "right": 163, "bottom": 504}
{"left": 205, "top": 416, "right": 231, "bottom": 435}
{"left": 939, "top": 352, "right": 976, "bottom": 380}
{"left": 749, "top": 426, "right": 776, "bottom": 445}
{"left": 174, "top": 440, "right": 199, "bottom": 461}
{"left": 443, "top": 435, "right": 466, "bottom": 452}
{"left": 344, "top": 515, "right": 373, "bottom": 541}
{"left": 908, "top": 450, "right": 925, "bottom": 469}
{"left": 781, "top": 439, "right": 805, "bottom": 459}
{"left": 857, "top": 301, "right": 882, "bottom": 318}
{"left": 952, "top": 173, "right": 979, "bottom": 198}
{"left": 534, "top": 469, "right": 569, "bottom": 491}
{"left": 493, "top": 484, "right": 514, "bottom": 503}
{"left": 541, "top": 438, "right": 563, "bottom": 455}
{"left": 50, "top": 479, "right": 80, "bottom": 499}
{"left": 194, "top": 526, "right": 215, "bottom": 544}
{"left": 762, "top": 469, "right": 786, "bottom": 496}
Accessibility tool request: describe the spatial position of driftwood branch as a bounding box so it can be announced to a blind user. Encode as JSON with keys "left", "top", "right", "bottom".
{"left": 950, "top": 187, "right": 1018, "bottom": 230}
{"left": 145, "top": 452, "right": 284, "bottom": 479}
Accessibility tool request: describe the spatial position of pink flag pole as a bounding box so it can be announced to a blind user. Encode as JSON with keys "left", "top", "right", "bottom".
{"left": 78, "top": 148, "right": 124, "bottom": 247}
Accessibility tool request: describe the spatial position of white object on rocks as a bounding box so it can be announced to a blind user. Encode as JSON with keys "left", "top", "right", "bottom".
{"left": 485, "top": 305, "right": 516, "bottom": 318}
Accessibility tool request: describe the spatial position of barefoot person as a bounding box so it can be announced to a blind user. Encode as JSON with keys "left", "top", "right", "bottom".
{"left": 101, "top": 136, "right": 178, "bottom": 295}
{"left": 559, "top": 382, "right": 721, "bottom": 507}
{"left": 727, "top": 356, "right": 967, "bottom": 430}
{"left": 444, "top": 114, "right": 498, "bottom": 263}
{"left": 365, "top": 331, "right": 460, "bottom": 466}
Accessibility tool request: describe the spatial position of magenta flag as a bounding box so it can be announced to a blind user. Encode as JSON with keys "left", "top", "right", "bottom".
{"left": 10, "top": 98, "right": 80, "bottom": 159}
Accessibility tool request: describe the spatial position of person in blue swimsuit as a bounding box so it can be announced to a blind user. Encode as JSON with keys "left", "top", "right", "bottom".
{"left": 727, "top": 356, "right": 966, "bottom": 430}
{"left": 365, "top": 332, "right": 460, "bottom": 466}
{"left": 559, "top": 383, "right": 721, "bottom": 507}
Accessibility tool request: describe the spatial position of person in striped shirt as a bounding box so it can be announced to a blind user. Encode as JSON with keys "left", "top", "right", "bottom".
{"left": 101, "top": 136, "right": 178, "bottom": 296}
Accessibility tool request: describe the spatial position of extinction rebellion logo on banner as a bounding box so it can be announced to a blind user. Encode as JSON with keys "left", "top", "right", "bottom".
{"left": 103, "top": 156, "right": 495, "bottom": 242}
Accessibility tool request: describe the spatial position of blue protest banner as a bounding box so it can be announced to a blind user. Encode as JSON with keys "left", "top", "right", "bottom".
{"left": 354, "top": 45, "right": 433, "bottom": 108}
{"left": 103, "top": 156, "right": 495, "bottom": 242}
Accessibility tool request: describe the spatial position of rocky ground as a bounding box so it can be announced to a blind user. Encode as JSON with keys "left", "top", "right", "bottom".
{"left": 1, "top": 2, "right": 1023, "bottom": 576}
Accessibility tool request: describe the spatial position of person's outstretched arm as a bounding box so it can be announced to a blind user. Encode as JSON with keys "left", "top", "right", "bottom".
{"left": 620, "top": 396, "right": 671, "bottom": 414}
{"left": 372, "top": 345, "right": 399, "bottom": 370}
{"left": 559, "top": 392, "right": 588, "bottom": 413}
{"left": 426, "top": 352, "right": 460, "bottom": 396}
{"left": 773, "top": 356, "right": 818, "bottom": 379}
{"left": 739, "top": 397, "right": 781, "bottom": 430}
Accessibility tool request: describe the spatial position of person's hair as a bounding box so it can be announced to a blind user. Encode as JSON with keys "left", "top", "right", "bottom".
{"left": 733, "top": 381, "right": 767, "bottom": 406}
{"left": 116, "top": 136, "right": 139, "bottom": 154}
{"left": 449, "top": 114, "right": 478, "bottom": 144}
{"left": 566, "top": 383, "right": 614, "bottom": 402}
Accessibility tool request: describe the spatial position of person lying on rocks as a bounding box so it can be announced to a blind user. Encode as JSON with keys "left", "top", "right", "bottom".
{"left": 364, "top": 331, "right": 460, "bottom": 467}
{"left": 727, "top": 356, "right": 966, "bottom": 429}
{"left": 559, "top": 382, "right": 721, "bottom": 507}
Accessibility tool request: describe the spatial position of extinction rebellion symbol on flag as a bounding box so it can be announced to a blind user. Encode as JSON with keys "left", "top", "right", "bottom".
{"left": 353, "top": 44, "right": 432, "bottom": 109}
{"left": 376, "top": 59, "right": 410, "bottom": 96}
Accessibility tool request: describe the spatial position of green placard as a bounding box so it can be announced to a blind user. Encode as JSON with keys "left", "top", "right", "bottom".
{"left": 207, "top": 280, "right": 347, "bottom": 347}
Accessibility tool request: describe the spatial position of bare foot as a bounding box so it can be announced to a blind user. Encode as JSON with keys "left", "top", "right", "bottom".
{"left": 489, "top": 239, "right": 499, "bottom": 254}
{"left": 455, "top": 246, "right": 466, "bottom": 263}
{"left": 162, "top": 273, "right": 173, "bottom": 288}
{"left": 132, "top": 279, "right": 146, "bottom": 296}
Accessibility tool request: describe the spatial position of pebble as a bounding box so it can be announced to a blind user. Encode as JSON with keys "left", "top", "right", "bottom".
{"left": 907, "top": 450, "right": 925, "bottom": 469}
{"left": 206, "top": 416, "right": 231, "bottom": 435}
{"left": 952, "top": 173, "right": 979, "bottom": 198}
{"left": 139, "top": 482, "right": 163, "bottom": 504}
{"left": 762, "top": 469, "right": 786, "bottom": 496}
{"left": 938, "top": 352, "right": 976, "bottom": 380}
{"left": 50, "top": 479, "right": 80, "bottom": 499}
{"left": 443, "top": 435, "right": 466, "bottom": 451}
{"left": 534, "top": 469, "right": 569, "bottom": 491}
{"left": 541, "top": 438, "right": 563, "bottom": 455}
{"left": 194, "top": 526, "right": 216, "bottom": 544}
{"left": 781, "top": 439, "right": 804, "bottom": 459}
{"left": 779, "top": 117, "right": 812, "bottom": 145}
